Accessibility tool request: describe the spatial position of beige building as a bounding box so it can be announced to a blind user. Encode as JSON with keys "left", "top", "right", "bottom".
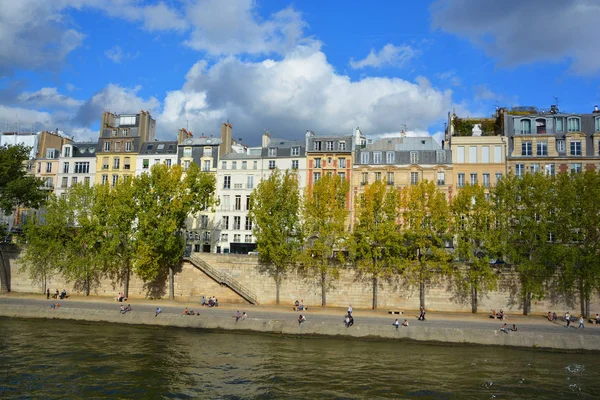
{"left": 34, "top": 131, "right": 73, "bottom": 192}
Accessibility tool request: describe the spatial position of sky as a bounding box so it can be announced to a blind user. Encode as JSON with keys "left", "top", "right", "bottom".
{"left": 1, "top": 0, "right": 599, "bottom": 145}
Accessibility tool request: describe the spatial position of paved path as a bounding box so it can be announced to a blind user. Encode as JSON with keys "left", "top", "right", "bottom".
{"left": 2, "top": 293, "right": 599, "bottom": 336}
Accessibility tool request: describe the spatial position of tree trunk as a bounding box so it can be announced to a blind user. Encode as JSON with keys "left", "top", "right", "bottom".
{"left": 123, "top": 265, "right": 130, "bottom": 299}
{"left": 321, "top": 271, "right": 326, "bottom": 307}
{"left": 579, "top": 278, "right": 585, "bottom": 318}
{"left": 471, "top": 285, "right": 478, "bottom": 314}
{"left": 0, "top": 249, "right": 10, "bottom": 293}
{"left": 523, "top": 291, "right": 531, "bottom": 315}
{"left": 41, "top": 273, "right": 47, "bottom": 295}
{"left": 372, "top": 275, "right": 378, "bottom": 310}
{"left": 274, "top": 270, "right": 281, "bottom": 305}
{"left": 169, "top": 266, "right": 174, "bottom": 300}
{"left": 419, "top": 280, "right": 425, "bottom": 309}
{"left": 585, "top": 294, "right": 590, "bottom": 319}
{"left": 85, "top": 275, "right": 90, "bottom": 296}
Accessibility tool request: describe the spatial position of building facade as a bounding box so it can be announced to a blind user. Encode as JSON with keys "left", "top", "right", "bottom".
{"left": 135, "top": 141, "right": 178, "bottom": 176}
{"left": 55, "top": 142, "right": 98, "bottom": 197}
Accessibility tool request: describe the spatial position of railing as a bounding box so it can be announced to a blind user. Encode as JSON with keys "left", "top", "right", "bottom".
{"left": 185, "top": 254, "right": 258, "bottom": 305}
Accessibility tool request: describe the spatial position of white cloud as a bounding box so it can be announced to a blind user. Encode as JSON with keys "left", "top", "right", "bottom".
{"left": 431, "top": 0, "right": 600, "bottom": 75}
{"left": 350, "top": 44, "right": 419, "bottom": 69}
{"left": 104, "top": 45, "right": 123, "bottom": 63}
{"left": 436, "top": 70, "right": 461, "bottom": 87}
{"left": 18, "top": 87, "right": 83, "bottom": 108}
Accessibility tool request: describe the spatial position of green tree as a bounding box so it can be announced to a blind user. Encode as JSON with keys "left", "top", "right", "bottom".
{"left": 350, "top": 180, "right": 403, "bottom": 309}
{"left": 300, "top": 174, "right": 349, "bottom": 307}
{"left": 400, "top": 180, "right": 452, "bottom": 309}
{"left": 451, "top": 184, "right": 500, "bottom": 313}
{"left": 0, "top": 144, "right": 46, "bottom": 292}
{"left": 248, "top": 168, "right": 302, "bottom": 305}
{"left": 494, "top": 173, "right": 556, "bottom": 315}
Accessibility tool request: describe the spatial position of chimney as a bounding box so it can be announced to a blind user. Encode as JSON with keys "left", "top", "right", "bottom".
{"left": 594, "top": 105, "right": 599, "bottom": 114}
{"left": 177, "top": 128, "right": 192, "bottom": 144}
{"left": 441, "top": 140, "right": 445, "bottom": 149}
{"left": 401, "top": 129, "right": 406, "bottom": 138}
{"left": 219, "top": 122, "right": 233, "bottom": 157}
{"left": 262, "top": 130, "right": 271, "bottom": 147}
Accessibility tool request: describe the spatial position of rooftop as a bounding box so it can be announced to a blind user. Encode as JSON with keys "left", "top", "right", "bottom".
{"left": 140, "top": 141, "right": 177, "bottom": 155}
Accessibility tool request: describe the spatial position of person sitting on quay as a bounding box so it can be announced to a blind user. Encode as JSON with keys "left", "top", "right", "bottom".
{"left": 53, "top": 289, "right": 59, "bottom": 299}
{"left": 552, "top": 312, "right": 558, "bottom": 322}
{"left": 344, "top": 315, "right": 350, "bottom": 327}
{"left": 50, "top": 302, "right": 60, "bottom": 309}
{"left": 298, "top": 314, "right": 306, "bottom": 325}
{"left": 242, "top": 312, "right": 247, "bottom": 320}
{"left": 298, "top": 300, "right": 306, "bottom": 311}
{"left": 511, "top": 324, "right": 517, "bottom": 332}
{"left": 117, "top": 292, "right": 127, "bottom": 302}
{"left": 402, "top": 319, "right": 409, "bottom": 327}
{"left": 547, "top": 311, "right": 552, "bottom": 321}
{"left": 59, "top": 289, "right": 68, "bottom": 300}
{"left": 393, "top": 318, "right": 399, "bottom": 329}
{"left": 498, "top": 309, "right": 505, "bottom": 320}
{"left": 184, "top": 307, "right": 190, "bottom": 315}
{"left": 293, "top": 300, "right": 299, "bottom": 311}
{"left": 121, "top": 304, "right": 132, "bottom": 314}
{"left": 596, "top": 314, "right": 600, "bottom": 325}
{"left": 418, "top": 306, "right": 426, "bottom": 321}
{"left": 348, "top": 315, "right": 354, "bottom": 327}
{"left": 500, "top": 323, "right": 509, "bottom": 334}
{"left": 235, "top": 310, "right": 241, "bottom": 322}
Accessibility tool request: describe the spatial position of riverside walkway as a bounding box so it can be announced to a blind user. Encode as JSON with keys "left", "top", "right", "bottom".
{"left": 2, "top": 293, "right": 599, "bottom": 351}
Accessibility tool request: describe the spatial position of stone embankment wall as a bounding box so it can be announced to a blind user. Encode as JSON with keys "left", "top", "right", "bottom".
{"left": 2, "top": 304, "right": 599, "bottom": 351}
{"left": 4, "top": 246, "right": 598, "bottom": 315}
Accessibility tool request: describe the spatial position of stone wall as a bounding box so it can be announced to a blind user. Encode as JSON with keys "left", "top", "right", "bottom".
{"left": 4, "top": 246, "right": 599, "bottom": 315}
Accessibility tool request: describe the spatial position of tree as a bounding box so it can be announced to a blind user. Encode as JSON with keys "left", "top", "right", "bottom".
{"left": 0, "top": 144, "right": 46, "bottom": 292}
{"left": 248, "top": 168, "right": 302, "bottom": 305}
{"left": 494, "top": 173, "right": 556, "bottom": 315}
{"left": 451, "top": 183, "right": 500, "bottom": 313}
{"left": 399, "top": 180, "right": 452, "bottom": 310}
{"left": 350, "top": 180, "right": 403, "bottom": 309}
{"left": 300, "top": 174, "right": 349, "bottom": 307}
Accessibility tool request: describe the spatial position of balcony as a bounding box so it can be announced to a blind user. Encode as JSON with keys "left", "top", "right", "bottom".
{"left": 437, "top": 180, "right": 445, "bottom": 186}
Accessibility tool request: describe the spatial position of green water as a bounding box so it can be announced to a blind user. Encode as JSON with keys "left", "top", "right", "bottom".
{"left": 0, "top": 318, "right": 598, "bottom": 399}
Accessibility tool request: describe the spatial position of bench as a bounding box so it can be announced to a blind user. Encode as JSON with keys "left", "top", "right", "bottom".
{"left": 388, "top": 310, "right": 403, "bottom": 315}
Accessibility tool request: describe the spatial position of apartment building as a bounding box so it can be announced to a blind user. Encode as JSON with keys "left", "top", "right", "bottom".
{"left": 34, "top": 131, "right": 72, "bottom": 191}
{"left": 135, "top": 141, "right": 178, "bottom": 175}
{"left": 95, "top": 111, "right": 155, "bottom": 186}
{"left": 55, "top": 142, "right": 98, "bottom": 197}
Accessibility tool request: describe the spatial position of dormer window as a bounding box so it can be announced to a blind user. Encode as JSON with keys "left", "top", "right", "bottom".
{"left": 386, "top": 151, "right": 395, "bottom": 163}
{"left": 410, "top": 151, "right": 419, "bottom": 164}
{"left": 567, "top": 117, "right": 581, "bottom": 132}
{"left": 291, "top": 146, "right": 300, "bottom": 156}
{"left": 536, "top": 119, "right": 546, "bottom": 134}
{"left": 313, "top": 141, "right": 322, "bottom": 151}
{"left": 519, "top": 119, "right": 531, "bottom": 134}
{"left": 338, "top": 141, "right": 346, "bottom": 151}
{"left": 268, "top": 148, "right": 276, "bottom": 156}
{"left": 360, "top": 152, "right": 369, "bottom": 164}
{"left": 595, "top": 117, "right": 600, "bottom": 132}
{"left": 373, "top": 152, "right": 382, "bottom": 164}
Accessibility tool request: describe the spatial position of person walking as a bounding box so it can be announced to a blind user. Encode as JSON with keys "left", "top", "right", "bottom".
{"left": 565, "top": 311, "right": 571, "bottom": 328}
{"left": 579, "top": 316, "right": 585, "bottom": 329}
{"left": 46, "top": 289, "right": 50, "bottom": 299}
{"left": 348, "top": 305, "right": 353, "bottom": 317}
{"left": 393, "top": 319, "right": 399, "bottom": 329}
{"left": 155, "top": 307, "right": 162, "bottom": 317}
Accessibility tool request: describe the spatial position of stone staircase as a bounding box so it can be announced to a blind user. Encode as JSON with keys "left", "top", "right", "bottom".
{"left": 184, "top": 254, "right": 258, "bottom": 305}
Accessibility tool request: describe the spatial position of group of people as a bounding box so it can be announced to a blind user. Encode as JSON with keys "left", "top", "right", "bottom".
{"left": 563, "top": 312, "right": 586, "bottom": 329}
{"left": 201, "top": 296, "right": 219, "bottom": 307}
{"left": 120, "top": 304, "right": 132, "bottom": 314}
{"left": 46, "top": 289, "right": 67, "bottom": 300}
{"left": 393, "top": 318, "right": 409, "bottom": 328}
{"left": 500, "top": 323, "right": 517, "bottom": 333}
{"left": 490, "top": 309, "right": 505, "bottom": 320}
{"left": 234, "top": 310, "right": 248, "bottom": 322}
{"left": 293, "top": 300, "right": 307, "bottom": 311}
{"left": 547, "top": 311, "right": 558, "bottom": 322}
{"left": 183, "top": 307, "right": 199, "bottom": 316}
{"left": 117, "top": 292, "right": 128, "bottom": 302}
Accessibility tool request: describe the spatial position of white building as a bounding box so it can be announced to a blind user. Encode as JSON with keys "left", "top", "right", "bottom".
{"left": 135, "top": 141, "right": 178, "bottom": 176}
{"left": 0, "top": 131, "right": 39, "bottom": 158}
{"left": 55, "top": 142, "right": 98, "bottom": 196}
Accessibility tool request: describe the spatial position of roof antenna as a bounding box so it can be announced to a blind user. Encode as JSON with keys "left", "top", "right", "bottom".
{"left": 553, "top": 96, "right": 559, "bottom": 108}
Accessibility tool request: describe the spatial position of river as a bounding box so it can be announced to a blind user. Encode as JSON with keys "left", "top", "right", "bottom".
{"left": 0, "top": 318, "right": 598, "bottom": 399}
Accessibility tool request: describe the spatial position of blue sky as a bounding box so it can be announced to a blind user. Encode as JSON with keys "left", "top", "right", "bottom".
{"left": 1, "top": 0, "right": 599, "bottom": 144}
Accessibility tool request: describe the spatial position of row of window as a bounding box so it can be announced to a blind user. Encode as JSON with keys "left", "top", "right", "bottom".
{"left": 361, "top": 171, "right": 447, "bottom": 186}
{"left": 182, "top": 146, "right": 212, "bottom": 158}
{"left": 219, "top": 233, "right": 253, "bottom": 243}
{"left": 514, "top": 163, "right": 583, "bottom": 177}
{"left": 359, "top": 151, "right": 446, "bottom": 165}
{"left": 515, "top": 117, "right": 600, "bottom": 134}
{"left": 222, "top": 160, "right": 258, "bottom": 170}
{"left": 456, "top": 146, "right": 503, "bottom": 164}
{"left": 268, "top": 147, "right": 301, "bottom": 156}
{"left": 313, "top": 157, "right": 346, "bottom": 168}
{"left": 222, "top": 175, "right": 255, "bottom": 190}
{"left": 60, "top": 176, "right": 91, "bottom": 188}
{"left": 457, "top": 173, "right": 500, "bottom": 188}
{"left": 141, "top": 158, "right": 173, "bottom": 169}
{"left": 221, "top": 195, "right": 252, "bottom": 211}
{"left": 187, "top": 231, "right": 211, "bottom": 242}
{"left": 61, "top": 161, "right": 91, "bottom": 174}
{"left": 100, "top": 174, "right": 132, "bottom": 187}
{"left": 313, "top": 171, "right": 346, "bottom": 182}
{"left": 520, "top": 140, "right": 581, "bottom": 156}
{"left": 102, "top": 157, "right": 133, "bottom": 170}
{"left": 103, "top": 141, "right": 133, "bottom": 152}
{"left": 221, "top": 215, "right": 253, "bottom": 231}
{"left": 313, "top": 140, "right": 347, "bottom": 151}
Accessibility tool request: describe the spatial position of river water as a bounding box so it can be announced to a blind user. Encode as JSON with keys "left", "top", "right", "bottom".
{"left": 0, "top": 318, "right": 598, "bottom": 399}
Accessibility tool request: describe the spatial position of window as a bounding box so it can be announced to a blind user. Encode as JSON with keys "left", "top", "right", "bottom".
{"left": 515, "top": 164, "right": 525, "bottom": 178}
{"left": 222, "top": 195, "right": 230, "bottom": 211}
{"left": 387, "top": 172, "right": 394, "bottom": 185}
{"left": 568, "top": 117, "right": 581, "bottom": 132}
{"left": 104, "top": 142, "right": 110, "bottom": 152}
{"left": 200, "top": 215, "right": 208, "bottom": 229}
{"left": 494, "top": 146, "right": 502, "bottom": 163}
{"left": 203, "top": 160, "right": 211, "bottom": 171}
{"left": 410, "top": 172, "right": 419, "bottom": 185}
{"left": 242, "top": 161, "right": 247, "bottom": 170}
{"left": 63, "top": 162, "right": 69, "bottom": 173}
{"left": 125, "top": 142, "right": 131, "bottom": 152}
{"left": 84, "top": 177, "right": 90, "bottom": 185}
{"left": 570, "top": 163, "right": 583, "bottom": 174}
{"left": 245, "top": 217, "right": 252, "bottom": 231}
{"left": 253, "top": 161, "right": 258, "bottom": 170}
{"left": 595, "top": 118, "right": 600, "bottom": 132}
{"left": 313, "top": 172, "right": 321, "bottom": 182}
{"left": 61, "top": 177, "right": 68, "bottom": 188}
{"left": 570, "top": 140, "right": 582, "bottom": 156}
{"left": 313, "top": 141, "right": 322, "bottom": 151}
{"left": 268, "top": 148, "right": 276, "bottom": 156}
{"left": 544, "top": 163, "right": 555, "bottom": 176}
{"left": 37, "top": 162, "right": 41, "bottom": 173}
{"left": 223, "top": 175, "right": 231, "bottom": 189}
{"left": 555, "top": 118, "right": 564, "bottom": 132}
{"left": 536, "top": 118, "right": 547, "bottom": 134}
{"left": 292, "top": 160, "right": 299, "bottom": 169}
{"left": 373, "top": 152, "right": 382, "bottom": 164}
{"left": 481, "top": 147, "right": 489, "bottom": 163}
{"left": 247, "top": 175, "right": 254, "bottom": 189}
{"left": 122, "top": 129, "right": 129, "bottom": 137}
{"left": 235, "top": 195, "right": 241, "bottom": 211}
{"left": 113, "top": 157, "right": 120, "bottom": 169}
{"left": 46, "top": 162, "right": 52, "bottom": 173}
{"left": 338, "top": 141, "right": 346, "bottom": 151}
{"left": 520, "top": 119, "right": 531, "bottom": 134}
{"left": 495, "top": 173, "right": 502, "bottom": 184}
{"left": 337, "top": 172, "right": 345, "bottom": 180}
{"left": 269, "top": 160, "right": 276, "bottom": 169}
{"left": 522, "top": 141, "right": 532, "bottom": 156}
{"left": 143, "top": 159, "right": 149, "bottom": 169}
{"left": 222, "top": 216, "right": 229, "bottom": 229}
{"left": 323, "top": 141, "right": 333, "bottom": 151}
{"left": 233, "top": 216, "right": 241, "bottom": 230}
{"left": 64, "top": 147, "right": 71, "bottom": 157}
{"left": 360, "top": 152, "right": 369, "bottom": 164}
{"left": 557, "top": 140, "right": 565, "bottom": 153}
{"left": 233, "top": 234, "right": 241, "bottom": 243}
{"left": 47, "top": 149, "right": 56, "bottom": 159}
{"left": 220, "top": 234, "right": 228, "bottom": 242}
{"left": 469, "top": 146, "right": 477, "bottom": 163}
{"left": 246, "top": 195, "right": 251, "bottom": 211}
{"left": 114, "top": 142, "right": 121, "bottom": 152}
{"left": 437, "top": 171, "right": 445, "bottom": 186}
{"left": 470, "top": 173, "right": 478, "bottom": 185}
{"left": 361, "top": 172, "right": 368, "bottom": 185}
{"left": 530, "top": 163, "right": 540, "bottom": 174}
{"left": 183, "top": 147, "right": 192, "bottom": 157}
{"left": 547, "top": 232, "right": 555, "bottom": 243}
{"left": 245, "top": 234, "right": 253, "bottom": 243}
{"left": 537, "top": 141, "right": 548, "bottom": 156}
{"left": 74, "top": 162, "right": 89, "bottom": 174}
{"left": 410, "top": 152, "right": 418, "bottom": 164}
{"left": 374, "top": 172, "right": 381, "bottom": 181}
{"left": 122, "top": 157, "right": 130, "bottom": 170}
{"left": 112, "top": 174, "right": 118, "bottom": 187}
{"left": 291, "top": 146, "right": 300, "bottom": 156}
{"left": 386, "top": 152, "right": 395, "bottom": 164}
{"left": 482, "top": 173, "right": 490, "bottom": 188}
{"left": 436, "top": 151, "right": 446, "bottom": 164}
{"left": 71, "top": 177, "right": 78, "bottom": 186}
{"left": 457, "top": 146, "right": 465, "bottom": 163}
{"left": 165, "top": 159, "right": 171, "bottom": 167}
{"left": 102, "top": 175, "right": 108, "bottom": 185}
{"left": 314, "top": 158, "right": 321, "bottom": 168}
{"left": 339, "top": 158, "right": 346, "bottom": 168}
{"left": 458, "top": 173, "right": 465, "bottom": 188}
{"left": 184, "top": 160, "right": 190, "bottom": 171}
{"left": 204, "top": 147, "right": 212, "bottom": 157}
